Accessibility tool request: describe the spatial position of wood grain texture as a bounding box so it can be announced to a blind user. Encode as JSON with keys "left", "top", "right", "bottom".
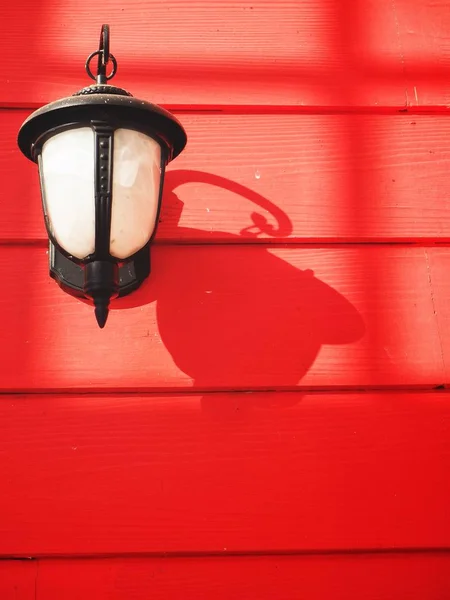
{"left": 2, "top": 555, "right": 450, "bottom": 599}
{"left": 0, "top": 0, "right": 413, "bottom": 107}
{"left": 1, "top": 0, "right": 448, "bottom": 587}
{"left": 4, "top": 111, "right": 450, "bottom": 243}
{"left": 394, "top": 0, "right": 450, "bottom": 107}
{"left": 29, "top": 555, "right": 450, "bottom": 599}
{"left": 425, "top": 249, "right": 450, "bottom": 382}
{"left": 0, "top": 245, "right": 446, "bottom": 391}
{"left": 0, "top": 392, "right": 450, "bottom": 555}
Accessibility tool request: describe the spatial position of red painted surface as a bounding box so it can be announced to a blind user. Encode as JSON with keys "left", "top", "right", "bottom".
{"left": 3, "top": 111, "right": 450, "bottom": 243}
{"left": 0, "top": 563, "right": 35, "bottom": 600}
{"left": 0, "top": 392, "right": 450, "bottom": 555}
{"left": 0, "top": 0, "right": 419, "bottom": 107}
{"left": 1, "top": 0, "right": 450, "bottom": 596}
{"left": 3, "top": 554, "right": 450, "bottom": 600}
{"left": 0, "top": 246, "right": 448, "bottom": 390}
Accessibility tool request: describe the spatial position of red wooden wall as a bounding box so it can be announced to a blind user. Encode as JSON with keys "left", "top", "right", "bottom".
{"left": 1, "top": 0, "right": 450, "bottom": 597}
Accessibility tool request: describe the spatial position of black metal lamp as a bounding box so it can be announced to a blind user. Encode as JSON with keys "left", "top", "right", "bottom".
{"left": 17, "top": 25, "right": 187, "bottom": 328}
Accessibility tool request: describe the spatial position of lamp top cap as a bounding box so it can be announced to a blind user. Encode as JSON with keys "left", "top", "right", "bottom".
{"left": 17, "top": 24, "right": 187, "bottom": 162}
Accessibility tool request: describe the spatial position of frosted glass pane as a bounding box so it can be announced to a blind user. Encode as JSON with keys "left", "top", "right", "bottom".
{"left": 110, "top": 129, "right": 162, "bottom": 259}
{"left": 41, "top": 128, "right": 95, "bottom": 259}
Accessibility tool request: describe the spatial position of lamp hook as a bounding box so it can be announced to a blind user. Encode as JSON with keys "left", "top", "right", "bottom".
{"left": 85, "top": 24, "right": 117, "bottom": 84}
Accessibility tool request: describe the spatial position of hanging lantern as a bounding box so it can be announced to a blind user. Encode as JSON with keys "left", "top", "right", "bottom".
{"left": 17, "top": 25, "right": 187, "bottom": 327}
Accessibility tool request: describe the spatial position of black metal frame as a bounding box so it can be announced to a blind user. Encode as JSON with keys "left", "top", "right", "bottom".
{"left": 17, "top": 24, "right": 187, "bottom": 327}
{"left": 36, "top": 121, "right": 168, "bottom": 327}
{"left": 85, "top": 24, "right": 117, "bottom": 84}
{"left": 35, "top": 121, "right": 169, "bottom": 261}
{"left": 18, "top": 96, "right": 186, "bottom": 163}
{"left": 49, "top": 240, "right": 151, "bottom": 299}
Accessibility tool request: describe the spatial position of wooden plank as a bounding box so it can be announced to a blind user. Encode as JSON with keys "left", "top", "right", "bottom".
{"left": 4, "top": 111, "right": 450, "bottom": 243}
{"left": 1, "top": 392, "right": 450, "bottom": 555}
{"left": 425, "top": 249, "right": 450, "bottom": 383}
{"left": 0, "top": 562, "right": 36, "bottom": 600}
{"left": 0, "top": 245, "right": 444, "bottom": 391}
{"left": 32, "top": 554, "right": 450, "bottom": 599}
{"left": 394, "top": 0, "right": 450, "bottom": 107}
{"left": 0, "top": 0, "right": 409, "bottom": 107}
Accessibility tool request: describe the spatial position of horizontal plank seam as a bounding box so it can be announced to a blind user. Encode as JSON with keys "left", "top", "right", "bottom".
{"left": 0, "top": 385, "right": 449, "bottom": 397}
{"left": 2, "top": 104, "right": 450, "bottom": 116}
{"left": 5, "top": 239, "right": 450, "bottom": 248}
{"left": 3, "top": 547, "right": 450, "bottom": 561}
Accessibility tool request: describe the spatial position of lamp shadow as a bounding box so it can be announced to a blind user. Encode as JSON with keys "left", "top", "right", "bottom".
{"left": 114, "top": 170, "right": 365, "bottom": 418}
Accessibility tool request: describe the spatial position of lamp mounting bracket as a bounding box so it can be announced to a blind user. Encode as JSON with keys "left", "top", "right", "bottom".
{"left": 85, "top": 24, "right": 117, "bottom": 84}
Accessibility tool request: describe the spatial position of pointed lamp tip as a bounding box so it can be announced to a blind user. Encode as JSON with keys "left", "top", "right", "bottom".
{"left": 94, "top": 303, "right": 109, "bottom": 329}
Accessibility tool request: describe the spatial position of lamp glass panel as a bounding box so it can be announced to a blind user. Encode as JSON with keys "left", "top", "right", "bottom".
{"left": 40, "top": 127, "right": 95, "bottom": 259}
{"left": 110, "top": 128, "right": 162, "bottom": 259}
